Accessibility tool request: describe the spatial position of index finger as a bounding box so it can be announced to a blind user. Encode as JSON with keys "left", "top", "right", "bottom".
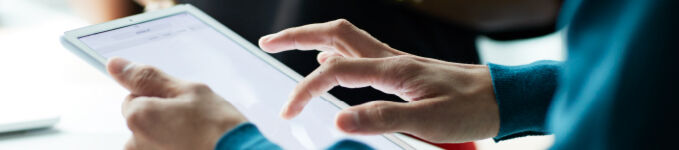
{"left": 280, "top": 56, "right": 391, "bottom": 119}
{"left": 258, "top": 20, "right": 342, "bottom": 53}
{"left": 258, "top": 19, "right": 402, "bottom": 58}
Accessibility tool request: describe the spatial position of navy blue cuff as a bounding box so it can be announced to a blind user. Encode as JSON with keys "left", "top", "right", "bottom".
{"left": 215, "top": 122, "right": 282, "bottom": 150}
{"left": 488, "top": 60, "right": 561, "bottom": 141}
{"left": 327, "top": 139, "right": 374, "bottom": 150}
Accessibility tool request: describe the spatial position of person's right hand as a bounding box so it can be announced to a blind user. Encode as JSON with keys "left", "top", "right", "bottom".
{"left": 259, "top": 19, "right": 501, "bottom": 143}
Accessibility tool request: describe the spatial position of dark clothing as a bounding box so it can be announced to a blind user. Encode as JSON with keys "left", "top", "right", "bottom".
{"left": 176, "top": 0, "right": 480, "bottom": 105}
{"left": 490, "top": 0, "right": 679, "bottom": 149}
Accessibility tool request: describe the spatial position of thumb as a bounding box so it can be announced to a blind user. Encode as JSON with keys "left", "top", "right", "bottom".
{"left": 107, "top": 57, "right": 183, "bottom": 97}
{"left": 125, "top": 136, "right": 161, "bottom": 150}
{"left": 335, "top": 101, "right": 416, "bottom": 134}
{"left": 316, "top": 51, "right": 342, "bottom": 64}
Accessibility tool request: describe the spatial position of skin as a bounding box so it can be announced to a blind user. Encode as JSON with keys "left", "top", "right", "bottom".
{"left": 259, "top": 19, "right": 500, "bottom": 143}
{"left": 69, "top": 0, "right": 559, "bottom": 32}
{"left": 109, "top": 19, "right": 499, "bottom": 149}
{"left": 107, "top": 58, "right": 246, "bottom": 150}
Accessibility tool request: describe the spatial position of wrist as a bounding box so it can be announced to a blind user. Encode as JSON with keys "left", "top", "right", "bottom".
{"left": 475, "top": 65, "right": 500, "bottom": 138}
{"left": 207, "top": 120, "right": 248, "bottom": 150}
{"left": 453, "top": 64, "right": 501, "bottom": 139}
{"left": 454, "top": 64, "right": 501, "bottom": 139}
{"left": 214, "top": 122, "right": 268, "bottom": 150}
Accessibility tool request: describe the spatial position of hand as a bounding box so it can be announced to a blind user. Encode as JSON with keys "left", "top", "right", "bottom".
{"left": 106, "top": 57, "right": 247, "bottom": 150}
{"left": 259, "top": 19, "right": 500, "bottom": 143}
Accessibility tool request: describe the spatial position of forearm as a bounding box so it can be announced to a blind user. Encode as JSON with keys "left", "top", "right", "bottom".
{"left": 401, "top": 0, "right": 561, "bottom": 32}
{"left": 488, "top": 60, "right": 561, "bottom": 141}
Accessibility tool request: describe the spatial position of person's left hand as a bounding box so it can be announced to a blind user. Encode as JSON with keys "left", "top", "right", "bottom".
{"left": 106, "top": 57, "right": 247, "bottom": 150}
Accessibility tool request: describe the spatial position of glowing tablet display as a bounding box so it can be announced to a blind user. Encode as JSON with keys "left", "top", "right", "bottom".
{"left": 78, "top": 12, "right": 402, "bottom": 149}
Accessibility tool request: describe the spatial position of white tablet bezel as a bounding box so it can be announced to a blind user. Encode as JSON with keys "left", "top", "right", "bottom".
{"left": 61, "top": 4, "right": 415, "bottom": 149}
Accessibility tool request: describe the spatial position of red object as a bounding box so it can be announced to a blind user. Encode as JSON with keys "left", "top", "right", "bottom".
{"left": 405, "top": 134, "right": 476, "bottom": 150}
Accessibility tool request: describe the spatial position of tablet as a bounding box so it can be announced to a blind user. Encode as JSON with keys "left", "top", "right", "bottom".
{"left": 61, "top": 4, "right": 412, "bottom": 150}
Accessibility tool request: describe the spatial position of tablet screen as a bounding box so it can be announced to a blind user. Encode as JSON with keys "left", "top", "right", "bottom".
{"left": 77, "top": 12, "right": 402, "bottom": 149}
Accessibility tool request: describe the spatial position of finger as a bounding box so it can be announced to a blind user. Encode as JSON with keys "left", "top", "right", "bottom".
{"left": 107, "top": 57, "right": 184, "bottom": 97}
{"left": 281, "top": 56, "right": 396, "bottom": 119}
{"left": 121, "top": 96, "right": 167, "bottom": 135}
{"left": 125, "top": 137, "right": 138, "bottom": 150}
{"left": 122, "top": 96, "right": 163, "bottom": 118}
{"left": 316, "top": 51, "right": 342, "bottom": 64}
{"left": 125, "top": 136, "right": 161, "bottom": 150}
{"left": 122, "top": 94, "right": 138, "bottom": 117}
{"left": 335, "top": 101, "right": 416, "bottom": 134}
{"left": 259, "top": 19, "right": 402, "bottom": 58}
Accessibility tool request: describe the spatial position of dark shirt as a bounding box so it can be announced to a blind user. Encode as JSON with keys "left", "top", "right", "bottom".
{"left": 491, "top": 0, "right": 679, "bottom": 149}
{"left": 176, "top": 0, "right": 480, "bottom": 105}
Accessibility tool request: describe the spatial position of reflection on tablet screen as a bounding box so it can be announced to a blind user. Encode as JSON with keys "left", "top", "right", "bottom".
{"left": 78, "top": 13, "right": 402, "bottom": 149}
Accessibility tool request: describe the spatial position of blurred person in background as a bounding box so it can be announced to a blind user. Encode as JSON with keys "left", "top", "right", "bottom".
{"left": 68, "top": 0, "right": 561, "bottom": 106}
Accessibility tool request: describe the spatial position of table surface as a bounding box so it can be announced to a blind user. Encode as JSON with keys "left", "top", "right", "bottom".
{"left": 0, "top": 1, "right": 558, "bottom": 149}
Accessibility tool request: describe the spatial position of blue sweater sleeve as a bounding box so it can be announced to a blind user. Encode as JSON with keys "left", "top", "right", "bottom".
{"left": 215, "top": 122, "right": 373, "bottom": 150}
{"left": 488, "top": 60, "right": 562, "bottom": 141}
{"left": 215, "top": 123, "right": 282, "bottom": 150}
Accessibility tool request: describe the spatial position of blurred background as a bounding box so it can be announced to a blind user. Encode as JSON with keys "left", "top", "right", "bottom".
{"left": 0, "top": 0, "right": 561, "bottom": 149}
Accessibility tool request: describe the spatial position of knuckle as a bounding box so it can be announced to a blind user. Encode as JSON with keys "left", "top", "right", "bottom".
{"left": 329, "top": 19, "right": 356, "bottom": 37}
{"left": 125, "top": 101, "right": 156, "bottom": 130}
{"left": 392, "top": 55, "right": 418, "bottom": 65}
{"left": 188, "top": 83, "right": 212, "bottom": 94}
{"left": 130, "top": 65, "right": 159, "bottom": 90}
{"left": 333, "top": 19, "right": 353, "bottom": 28}
{"left": 388, "top": 56, "right": 426, "bottom": 93}
{"left": 125, "top": 111, "right": 144, "bottom": 130}
{"left": 322, "top": 56, "right": 345, "bottom": 70}
{"left": 365, "top": 101, "right": 395, "bottom": 129}
{"left": 380, "top": 55, "right": 421, "bottom": 75}
{"left": 390, "top": 55, "right": 423, "bottom": 73}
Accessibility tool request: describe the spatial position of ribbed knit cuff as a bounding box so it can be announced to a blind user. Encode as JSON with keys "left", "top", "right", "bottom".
{"left": 488, "top": 60, "right": 561, "bottom": 141}
{"left": 215, "top": 122, "right": 282, "bottom": 150}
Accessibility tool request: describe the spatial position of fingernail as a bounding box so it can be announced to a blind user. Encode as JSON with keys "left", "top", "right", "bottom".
{"left": 281, "top": 103, "right": 304, "bottom": 120}
{"left": 122, "top": 63, "right": 137, "bottom": 73}
{"left": 279, "top": 107, "right": 289, "bottom": 119}
{"left": 259, "top": 33, "right": 279, "bottom": 45}
{"left": 260, "top": 34, "right": 274, "bottom": 42}
{"left": 259, "top": 34, "right": 276, "bottom": 52}
{"left": 338, "top": 110, "right": 359, "bottom": 132}
{"left": 280, "top": 99, "right": 294, "bottom": 119}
